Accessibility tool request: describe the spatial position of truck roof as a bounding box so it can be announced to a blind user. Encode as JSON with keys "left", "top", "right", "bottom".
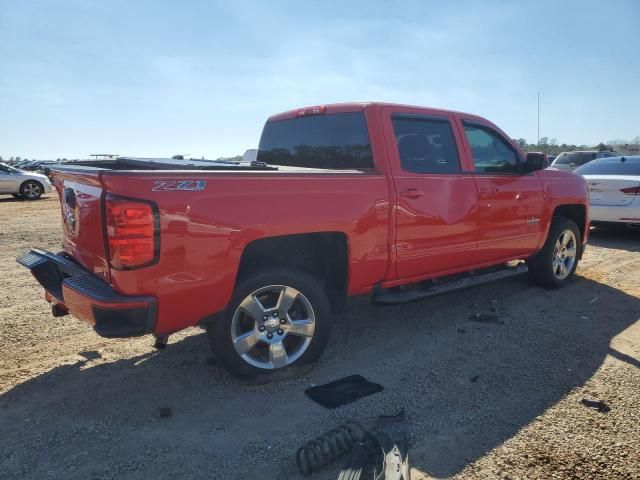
{"left": 267, "top": 102, "right": 483, "bottom": 122}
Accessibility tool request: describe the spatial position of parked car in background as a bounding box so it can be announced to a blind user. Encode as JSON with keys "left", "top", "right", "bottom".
{"left": 575, "top": 156, "right": 640, "bottom": 228}
{"left": 0, "top": 162, "right": 53, "bottom": 199}
{"left": 551, "top": 150, "right": 617, "bottom": 172}
{"left": 547, "top": 155, "right": 556, "bottom": 164}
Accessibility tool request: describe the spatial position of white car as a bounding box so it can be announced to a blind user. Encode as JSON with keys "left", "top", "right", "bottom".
{"left": 574, "top": 156, "right": 640, "bottom": 227}
{"left": 0, "top": 162, "right": 53, "bottom": 200}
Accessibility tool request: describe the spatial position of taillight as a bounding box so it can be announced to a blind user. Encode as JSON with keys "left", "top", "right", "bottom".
{"left": 295, "top": 105, "right": 327, "bottom": 117}
{"left": 620, "top": 186, "right": 640, "bottom": 195}
{"left": 104, "top": 195, "right": 159, "bottom": 269}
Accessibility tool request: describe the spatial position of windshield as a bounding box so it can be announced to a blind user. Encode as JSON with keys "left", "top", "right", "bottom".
{"left": 553, "top": 152, "right": 597, "bottom": 166}
{"left": 0, "top": 163, "right": 21, "bottom": 173}
{"left": 257, "top": 112, "right": 374, "bottom": 169}
{"left": 574, "top": 156, "right": 640, "bottom": 175}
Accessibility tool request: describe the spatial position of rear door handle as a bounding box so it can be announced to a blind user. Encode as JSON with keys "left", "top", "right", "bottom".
{"left": 400, "top": 188, "right": 424, "bottom": 199}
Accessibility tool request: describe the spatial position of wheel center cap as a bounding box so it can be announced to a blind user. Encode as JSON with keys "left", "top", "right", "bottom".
{"left": 264, "top": 318, "right": 279, "bottom": 332}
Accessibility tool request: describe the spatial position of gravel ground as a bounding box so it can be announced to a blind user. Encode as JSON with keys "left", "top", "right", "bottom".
{"left": 1, "top": 195, "right": 639, "bottom": 480}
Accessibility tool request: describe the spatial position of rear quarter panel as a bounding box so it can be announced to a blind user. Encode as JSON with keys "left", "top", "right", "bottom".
{"left": 101, "top": 172, "right": 390, "bottom": 334}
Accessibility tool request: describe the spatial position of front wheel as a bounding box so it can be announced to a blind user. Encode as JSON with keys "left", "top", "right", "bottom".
{"left": 207, "top": 268, "right": 332, "bottom": 380}
{"left": 20, "top": 180, "right": 43, "bottom": 200}
{"left": 527, "top": 217, "right": 581, "bottom": 288}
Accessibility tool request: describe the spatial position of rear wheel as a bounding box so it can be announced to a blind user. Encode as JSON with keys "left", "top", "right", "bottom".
{"left": 207, "top": 268, "right": 332, "bottom": 380}
{"left": 527, "top": 217, "right": 581, "bottom": 288}
{"left": 20, "top": 180, "right": 43, "bottom": 200}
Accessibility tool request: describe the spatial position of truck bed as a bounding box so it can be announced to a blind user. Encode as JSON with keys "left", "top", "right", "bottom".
{"left": 55, "top": 157, "right": 370, "bottom": 175}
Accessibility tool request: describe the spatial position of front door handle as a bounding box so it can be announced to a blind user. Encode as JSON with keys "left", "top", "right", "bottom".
{"left": 400, "top": 188, "right": 424, "bottom": 199}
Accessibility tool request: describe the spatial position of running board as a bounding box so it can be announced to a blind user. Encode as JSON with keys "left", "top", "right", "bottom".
{"left": 372, "top": 264, "right": 528, "bottom": 305}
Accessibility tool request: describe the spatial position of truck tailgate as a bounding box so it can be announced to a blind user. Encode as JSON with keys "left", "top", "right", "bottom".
{"left": 51, "top": 169, "right": 111, "bottom": 283}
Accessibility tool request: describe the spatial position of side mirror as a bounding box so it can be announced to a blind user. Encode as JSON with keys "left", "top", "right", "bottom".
{"left": 524, "top": 152, "right": 547, "bottom": 172}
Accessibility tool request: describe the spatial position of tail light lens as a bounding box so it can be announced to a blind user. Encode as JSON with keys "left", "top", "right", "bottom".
{"left": 104, "top": 195, "right": 159, "bottom": 269}
{"left": 620, "top": 186, "right": 640, "bottom": 195}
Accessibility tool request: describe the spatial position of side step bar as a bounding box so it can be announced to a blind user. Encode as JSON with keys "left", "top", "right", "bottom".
{"left": 372, "top": 263, "right": 528, "bottom": 305}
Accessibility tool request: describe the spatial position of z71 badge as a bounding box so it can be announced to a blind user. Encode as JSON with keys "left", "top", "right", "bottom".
{"left": 152, "top": 180, "right": 207, "bottom": 192}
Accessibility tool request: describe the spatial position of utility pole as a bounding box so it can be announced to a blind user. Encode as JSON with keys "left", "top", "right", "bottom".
{"left": 537, "top": 91, "right": 540, "bottom": 148}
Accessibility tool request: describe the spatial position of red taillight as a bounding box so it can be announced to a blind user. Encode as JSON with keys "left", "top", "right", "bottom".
{"left": 104, "top": 195, "right": 158, "bottom": 269}
{"left": 295, "top": 105, "right": 327, "bottom": 117}
{"left": 620, "top": 186, "right": 640, "bottom": 195}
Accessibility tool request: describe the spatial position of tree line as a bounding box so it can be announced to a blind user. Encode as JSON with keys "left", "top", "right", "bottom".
{"left": 514, "top": 136, "right": 640, "bottom": 155}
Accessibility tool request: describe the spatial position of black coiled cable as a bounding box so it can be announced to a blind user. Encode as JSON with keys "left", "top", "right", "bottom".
{"left": 296, "top": 420, "right": 370, "bottom": 476}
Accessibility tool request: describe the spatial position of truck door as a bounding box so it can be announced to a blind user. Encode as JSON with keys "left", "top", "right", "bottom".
{"left": 458, "top": 118, "right": 545, "bottom": 263}
{"left": 382, "top": 107, "right": 480, "bottom": 281}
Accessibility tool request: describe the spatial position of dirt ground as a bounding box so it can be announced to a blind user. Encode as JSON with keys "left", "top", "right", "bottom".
{"left": 1, "top": 195, "right": 639, "bottom": 480}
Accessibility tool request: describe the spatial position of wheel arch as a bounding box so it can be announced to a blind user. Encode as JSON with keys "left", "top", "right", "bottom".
{"left": 236, "top": 232, "right": 349, "bottom": 314}
{"left": 552, "top": 204, "right": 587, "bottom": 243}
{"left": 20, "top": 178, "right": 45, "bottom": 196}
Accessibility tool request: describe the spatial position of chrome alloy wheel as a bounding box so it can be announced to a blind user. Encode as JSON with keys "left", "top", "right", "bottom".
{"left": 552, "top": 229, "right": 577, "bottom": 280}
{"left": 23, "top": 183, "right": 42, "bottom": 199}
{"left": 231, "top": 285, "right": 316, "bottom": 370}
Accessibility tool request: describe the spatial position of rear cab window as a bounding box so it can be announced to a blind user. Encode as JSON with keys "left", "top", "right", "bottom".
{"left": 391, "top": 114, "right": 461, "bottom": 174}
{"left": 257, "top": 112, "right": 374, "bottom": 170}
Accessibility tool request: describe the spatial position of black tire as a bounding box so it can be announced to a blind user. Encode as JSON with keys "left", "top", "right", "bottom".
{"left": 527, "top": 217, "right": 581, "bottom": 289}
{"left": 11, "top": 194, "right": 23, "bottom": 199}
{"left": 207, "top": 268, "right": 332, "bottom": 380}
{"left": 20, "top": 180, "right": 43, "bottom": 200}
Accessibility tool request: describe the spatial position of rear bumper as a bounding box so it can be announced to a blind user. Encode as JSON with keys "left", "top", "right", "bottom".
{"left": 590, "top": 203, "right": 640, "bottom": 225}
{"left": 17, "top": 249, "right": 157, "bottom": 338}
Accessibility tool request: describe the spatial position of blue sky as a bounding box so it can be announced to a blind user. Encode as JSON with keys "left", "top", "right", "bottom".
{"left": 1, "top": 0, "right": 639, "bottom": 159}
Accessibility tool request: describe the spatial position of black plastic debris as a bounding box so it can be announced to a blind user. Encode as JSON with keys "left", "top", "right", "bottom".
{"left": 581, "top": 398, "right": 611, "bottom": 413}
{"left": 368, "top": 411, "right": 409, "bottom": 480}
{"left": 305, "top": 375, "right": 383, "bottom": 409}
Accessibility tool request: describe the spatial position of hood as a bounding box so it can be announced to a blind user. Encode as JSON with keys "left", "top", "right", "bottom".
{"left": 22, "top": 171, "right": 51, "bottom": 183}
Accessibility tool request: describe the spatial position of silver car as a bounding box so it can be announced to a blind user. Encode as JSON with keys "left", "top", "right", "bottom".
{"left": 551, "top": 151, "right": 617, "bottom": 172}
{"left": 0, "top": 162, "right": 53, "bottom": 200}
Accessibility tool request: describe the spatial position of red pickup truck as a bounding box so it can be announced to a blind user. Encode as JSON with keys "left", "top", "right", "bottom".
{"left": 18, "top": 102, "right": 589, "bottom": 379}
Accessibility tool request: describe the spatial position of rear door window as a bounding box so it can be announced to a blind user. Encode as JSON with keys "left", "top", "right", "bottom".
{"left": 257, "top": 112, "right": 373, "bottom": 169}
{"left": 391, "top": 115, "right": 460, "bottom": 174}
{"left": 463, "top": 124, "right": 519, "bottom": 173}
